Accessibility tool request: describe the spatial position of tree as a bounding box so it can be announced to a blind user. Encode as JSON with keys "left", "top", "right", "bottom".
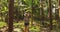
{"left": 8, "top": 0, "right": 14, "bottom": 32}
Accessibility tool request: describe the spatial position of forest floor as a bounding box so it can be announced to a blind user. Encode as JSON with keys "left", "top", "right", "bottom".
{"left": 0, "top": 21, "right": 60, "bottom": 32}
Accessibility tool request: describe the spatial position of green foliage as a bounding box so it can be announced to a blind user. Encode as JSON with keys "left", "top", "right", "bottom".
{"left": 0, "top": 0, "right": 59, "bottom": 32}
{"left": 0, "top": 22, "right": 7, "bottom": 27}
{"left": 30, "top": 26, "right": 40, "bottom": 32}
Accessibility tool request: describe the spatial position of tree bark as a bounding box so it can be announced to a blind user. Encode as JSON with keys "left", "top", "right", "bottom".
{"left": 49, "top": 0, "right": 53, "bottom": 30}
{"left": 8, "top": 0, "right": 14, "bottom": 32}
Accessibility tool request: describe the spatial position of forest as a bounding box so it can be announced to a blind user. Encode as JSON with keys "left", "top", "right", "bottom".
{"left": 0, "top": 0, "right": 60, "bottom": 32}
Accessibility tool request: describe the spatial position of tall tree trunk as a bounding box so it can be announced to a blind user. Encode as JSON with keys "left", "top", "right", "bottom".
{"left": 58, "top": 0, "right": 60, "bottom": 17}
{"left": 58, "top": 0, "right": 60, "bottom": 29}
{"left": 49, "top": 0, "right": 53, "bottom": 30}
{"left": 8, "top": 0, "right": 14, "bottom": 32}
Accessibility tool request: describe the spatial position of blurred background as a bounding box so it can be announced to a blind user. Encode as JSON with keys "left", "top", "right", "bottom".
{"left": 0, "top": 0, "right": 60, "bottom": 32}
